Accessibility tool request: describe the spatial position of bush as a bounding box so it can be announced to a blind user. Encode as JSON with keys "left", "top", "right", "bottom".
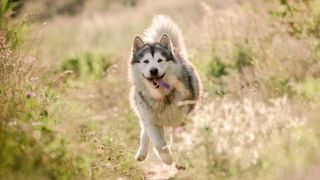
{"left": 208, "top": 54, "right": 228, "bottom": 78}
{"left": 205, "top": 44, "right": 254, "bottom": 96}
{"left": 61, "top": 52, "right": 112, "bottom": 80}
{"left": 0, "top": 2, "right": 88, "bottom": 178}
{"left": 233, "top": 44, "right": 253, "bottom": 72}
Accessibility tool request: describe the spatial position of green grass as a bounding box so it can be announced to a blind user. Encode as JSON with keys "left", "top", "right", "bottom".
{"left": 46, "top": 95, "right": 143, "bottom": 179}
{"left": 293, "top": 77, "right": 320, "bottom": 101}
{"left": 61, "top": 51, "right": 113, "bottom": 80}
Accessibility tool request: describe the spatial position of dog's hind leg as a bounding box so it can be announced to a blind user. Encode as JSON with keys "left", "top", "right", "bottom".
{"left": 145, "top": 123, "right": 173, "bottom": 165}
{"left": 135, "top": 127, "right": 150, "bottom": 161}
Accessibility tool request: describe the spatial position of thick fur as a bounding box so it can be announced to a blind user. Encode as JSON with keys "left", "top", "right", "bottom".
{"left": 128, "top": 15, "right": 202, "bottom": 165}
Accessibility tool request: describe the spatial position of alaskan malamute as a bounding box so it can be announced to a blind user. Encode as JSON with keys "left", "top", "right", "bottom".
{"left": 128, "top": 15, "right": 202, "bottom": 165}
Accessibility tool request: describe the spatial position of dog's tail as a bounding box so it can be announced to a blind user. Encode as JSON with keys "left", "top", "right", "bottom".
{"left": 144, "top": 15, "right": 187, "bottom": 58}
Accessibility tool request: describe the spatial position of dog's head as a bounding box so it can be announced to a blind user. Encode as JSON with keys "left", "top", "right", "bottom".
{"left": 130, "top": 34, "right": 175, "bottom": 89}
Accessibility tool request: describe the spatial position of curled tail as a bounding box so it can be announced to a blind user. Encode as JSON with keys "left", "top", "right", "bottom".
{"left": 143, "top": 15, "right": 187, "bottom": 57}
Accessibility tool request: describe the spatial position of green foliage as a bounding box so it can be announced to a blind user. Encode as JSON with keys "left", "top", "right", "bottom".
{"left": 233, "top": 44, "right": 253, "bottom": 72}
{"left": 0, "top": 0, "right": 17, "bottom": 18}
{"left": 294, "top": 77, "right": 320, "bottom": 101}
{"left": 208, "top": 55, "right": 228, "bottom": 78}
{"left": 0, "top": 0, "right": 26, "bottom": 49}
{"left": 204, "top": 50, "right": 230, "bottom": 96}
{"left": 0, "top": 9, "right": 88, "bottom": 179}
{"left": 122, "top": 0, "right": 137, "bottom": 7}
{"left": 5, "top": 21, "right": 26, "bottom": 49}
{"left": 270, "top": 0, "right": 320, "bottom": 38}
{"left": 205, "top": 44, "right": 254, "bottom": 96}
{"left": 61, "top": 51, "right": 112, "bottom": 80}
{"left": 0, "top": 61, "right": 87, "bottom": 179}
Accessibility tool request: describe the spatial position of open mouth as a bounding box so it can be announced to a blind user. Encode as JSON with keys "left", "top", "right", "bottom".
{"left": 142, "top": 73, "right": 170, "bottom": 89}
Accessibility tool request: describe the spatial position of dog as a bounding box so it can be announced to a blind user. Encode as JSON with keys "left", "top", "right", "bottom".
{"left": 128, "top": 15, "right": 202, "bottom": 165}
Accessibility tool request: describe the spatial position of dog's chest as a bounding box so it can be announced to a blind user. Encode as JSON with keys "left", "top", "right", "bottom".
{"left": 140, "top": 89, "right": 190, "bottom": 127}
{"left": 154, "top": 103, "right": 189, "bottom": 127}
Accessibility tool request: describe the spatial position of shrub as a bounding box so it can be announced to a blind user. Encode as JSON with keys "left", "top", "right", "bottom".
{"left": 61, "top": 51, "right": 112, "bottom": 80}
{"left": 208, "top": 54, "right": 228, "bottom": 78}
{"left": 0, "top": 2, "right": 88, "bottom": 178}
{"left": 233, "top": 44, "right": 253, "bottom": 72}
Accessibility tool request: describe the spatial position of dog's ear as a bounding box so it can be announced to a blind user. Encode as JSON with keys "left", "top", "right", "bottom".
{"left": 132, "top": 36, "right": 144, "bottom": 53}
{"left": 159, "top": 34, "right": 172, "bottom": 50}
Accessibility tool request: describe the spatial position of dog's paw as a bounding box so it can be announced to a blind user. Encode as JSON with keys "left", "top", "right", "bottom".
{"left": 135, "top": 149, "right": 148, "bottom": 162}
{"left": 175, "top": 163, "right": 187, "bottom": 171}
{"left": 157, "top": 147, "right": 173, "bottom": 165}
{"left": 135, "top": 154, "right": 147, "bottom": 162}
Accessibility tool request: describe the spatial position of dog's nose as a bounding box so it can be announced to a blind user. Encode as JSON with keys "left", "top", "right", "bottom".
{"left": 149, "top": 68, "right": 158, "bottom": 76}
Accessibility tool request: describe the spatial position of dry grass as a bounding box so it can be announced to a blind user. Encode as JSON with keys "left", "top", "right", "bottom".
{"left": 177, "top": 96, "right": 319, "bottom": 179}
{"left": 0, "top": 29, "right": 87, "bottom": 179}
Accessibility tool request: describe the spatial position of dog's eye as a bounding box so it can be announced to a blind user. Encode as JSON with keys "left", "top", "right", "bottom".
{"left": 143, "top": 60, "right": 149, "bottom": 64}
{"left": 157, "top": 59, "right": 163, "bottom": 63}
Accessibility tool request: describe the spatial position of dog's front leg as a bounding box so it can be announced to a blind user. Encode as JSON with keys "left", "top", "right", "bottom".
{"left": 135, "top": 126, "right": 150, "bottom": 161}
{"left": 145, "top": 123, "right": 173, "bottom": 165}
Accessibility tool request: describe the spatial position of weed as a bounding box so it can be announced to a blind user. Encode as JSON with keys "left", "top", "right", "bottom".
{"left": 233, "top": 44, "right": 253, "bottom": 72}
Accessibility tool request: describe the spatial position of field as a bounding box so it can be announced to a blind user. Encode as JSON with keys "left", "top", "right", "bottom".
{"left": 1, "top": 0, "right": 320, "bottom": 179}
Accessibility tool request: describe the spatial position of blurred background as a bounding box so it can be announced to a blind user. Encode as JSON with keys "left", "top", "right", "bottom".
{"left": 1, "top": 0, "right": 320, "bottom": 179}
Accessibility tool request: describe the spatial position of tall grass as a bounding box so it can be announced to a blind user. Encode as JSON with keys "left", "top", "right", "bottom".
{"left": 0, "top": 1, "right": 143, "bottom": 179}
{"left": 177, "top": 97, "right": 319, "bottom": 179}
{"left": 0, "top": 1, "right": 89, "bottom": 178}
{"left": 176, "top": 0, "right": 320, "bottom": 179}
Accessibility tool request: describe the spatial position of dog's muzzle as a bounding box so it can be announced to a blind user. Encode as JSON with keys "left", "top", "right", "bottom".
{"left": 142, "top": 73, "right": 170, "bottom": 89}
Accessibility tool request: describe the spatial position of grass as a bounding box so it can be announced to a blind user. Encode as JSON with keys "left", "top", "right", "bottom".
{"left": 0, "top": 0, "right": 142, "bottom": 179}
{"left": 0, "top": 29, "right": 86, "bottom": 179}
{"left": 177, "top": 97, "right": 319, "bottom": 179}
{"left": 61, "top": 51, "right": 113, "bottom": 80}
{"left": 1, "top": 0, "right": 320, "bottom": 179}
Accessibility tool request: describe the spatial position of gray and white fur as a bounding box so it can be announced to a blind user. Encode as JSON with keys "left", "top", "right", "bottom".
{"left": 128, "top": 15, "right": 202, "bottom": 165}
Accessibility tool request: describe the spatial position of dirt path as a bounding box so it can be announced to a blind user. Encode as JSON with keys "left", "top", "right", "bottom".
{"left": 140, "top": 131, "right": 187, "bottom": 179}
{"left": 141, "top": 151, "right": 179, "bottom": 179}
{"left": 289, "top": 159, "right": 320, "bottom": 180}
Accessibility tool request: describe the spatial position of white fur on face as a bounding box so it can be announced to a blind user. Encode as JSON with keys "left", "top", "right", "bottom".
{"left": 137, "top": 51, "right": 169, "bottom": 78}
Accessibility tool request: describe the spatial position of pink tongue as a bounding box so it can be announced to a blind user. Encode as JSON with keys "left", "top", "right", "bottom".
{"left": 154, "top": 79, "right": 170, "bottom": 89}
